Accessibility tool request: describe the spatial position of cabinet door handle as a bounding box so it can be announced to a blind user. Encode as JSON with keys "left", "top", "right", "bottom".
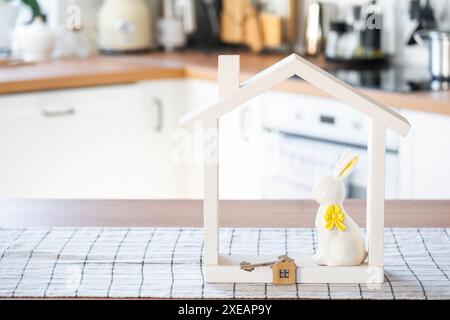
{"left": 152, "top": 97, "right": 163, "bottom": 132}
{"left": 41, "top": 107, "right": 75, "bottom": 117}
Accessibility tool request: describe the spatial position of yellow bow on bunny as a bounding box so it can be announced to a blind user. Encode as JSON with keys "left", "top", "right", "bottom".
{"left": 324, "top": 205, "right": 347, "bottom": 231}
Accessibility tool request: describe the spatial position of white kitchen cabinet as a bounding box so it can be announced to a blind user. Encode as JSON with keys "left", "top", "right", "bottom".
{"left": 0, "top": 81, "right": 187, "bottom": 198}
{"left": 398, "top": 109, "right": 450, "bottom": 199}
{"left": 0, "top": 79, "right": 264, "bottom": 199}
{"left": 0, "top": 85, "right": 135, "bottom": 198}
{"left": 132, "top": 80, "right": 189, "bottom": 198}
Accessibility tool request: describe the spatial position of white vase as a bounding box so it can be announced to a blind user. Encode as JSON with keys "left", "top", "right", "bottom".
{"left": 0, "top": 3, "right": 20, "bottom": 55}
{"left": 15, "top": 17, "right": 55, "bottom": 62}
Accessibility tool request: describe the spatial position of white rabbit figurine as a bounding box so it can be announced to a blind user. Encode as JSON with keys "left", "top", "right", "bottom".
{"left": 312, "top": 150, "right": 367, "bottom": 266}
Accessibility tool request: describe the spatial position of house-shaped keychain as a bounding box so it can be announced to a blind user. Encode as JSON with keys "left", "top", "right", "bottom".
{"left": 272, "top": 255, "right": 298, "bottom": 285}
{"left": 180, "top": 54, "right": 411, "bottom": 284}
{"left": 240, "top": 255, "right": 298, "bottom": 285}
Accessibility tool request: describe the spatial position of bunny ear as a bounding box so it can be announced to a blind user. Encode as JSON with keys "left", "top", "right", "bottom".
{"left": 332, "top": 150, "right": 360, "bottom": 179}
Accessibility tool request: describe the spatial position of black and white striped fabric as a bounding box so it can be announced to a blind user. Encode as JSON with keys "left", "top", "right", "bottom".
{"left": 0, "top": 227, "right": 449, "bottom": 299}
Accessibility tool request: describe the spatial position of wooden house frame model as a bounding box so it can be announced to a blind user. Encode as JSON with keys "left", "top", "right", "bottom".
{"left": 180, "top": 54, "right": 411, "bottom": 284}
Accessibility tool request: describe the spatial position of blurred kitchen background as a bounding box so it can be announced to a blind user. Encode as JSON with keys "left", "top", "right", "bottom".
{"left": 0, "top": 0, "right": 449, "bottom": 200}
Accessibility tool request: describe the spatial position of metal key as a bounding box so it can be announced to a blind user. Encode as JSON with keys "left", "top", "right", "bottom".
{"left": 240, "top": 260, "right": 277, "bottom": 272}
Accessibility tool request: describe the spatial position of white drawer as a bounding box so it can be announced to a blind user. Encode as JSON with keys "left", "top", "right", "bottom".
{"left": 0, "top": 84, "right": 138, "bottom": 119}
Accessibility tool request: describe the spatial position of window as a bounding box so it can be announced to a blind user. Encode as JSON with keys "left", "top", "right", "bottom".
{"left": 279, "top": 269, "right": 289, "bottom": 278}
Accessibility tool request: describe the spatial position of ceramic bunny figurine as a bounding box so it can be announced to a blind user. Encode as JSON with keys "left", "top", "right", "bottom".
{"left": 312, "top": 150, "right": 366, "bottom": 266}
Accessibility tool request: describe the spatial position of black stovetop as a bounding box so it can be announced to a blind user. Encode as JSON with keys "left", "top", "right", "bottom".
{"left": 324, "top": 65, "right": 449, "bottom": 93}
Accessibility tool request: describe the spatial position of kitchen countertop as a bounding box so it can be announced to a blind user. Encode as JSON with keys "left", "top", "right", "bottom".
{"left": 1, "top": 51, "right": 449, "bottom": 116}
{"left": 0, "top": 199, "right": 449, "bottom": 227}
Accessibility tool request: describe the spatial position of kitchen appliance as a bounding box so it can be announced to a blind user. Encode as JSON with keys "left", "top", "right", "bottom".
{"left": 325, "top": 64, "right": 439, "bottom": 93}
{"left": 407, "top": 0, "right": 437, "bottom": 45}
{"left": 323, "top": 1, "right": 386, "bottom": 63}
{"left": 415, "top": 30, "right": 450, "bottom": 80}
{"left": 324, "top": 2, "right": 361, "bottom": 61}
{"left": 359, "top": 1, "right": 385, "bottom": 61}
{"left": 261, "top": 94, "right": 399, "bottom": 199}
{"left": 97, "top": 0, "right": 152, "bottom": 54}
{"left": 188, "top": 0, "right": 221, "bottom": 48}
{"left": 325, "top": 21, "right": 352, "bottom": 60}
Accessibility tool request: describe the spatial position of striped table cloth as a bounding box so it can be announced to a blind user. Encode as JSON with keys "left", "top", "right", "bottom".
{"left": 0, "top": 227, "right": 449, "bottom": 299}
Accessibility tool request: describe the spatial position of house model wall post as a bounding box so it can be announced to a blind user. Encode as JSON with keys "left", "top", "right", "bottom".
{"left": 366, "top": 120, "right": 386, "bottom": 277}
{"left": 203, "top": 56, "right": 240, "bottom": 266}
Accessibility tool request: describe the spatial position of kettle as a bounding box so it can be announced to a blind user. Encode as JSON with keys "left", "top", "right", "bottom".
{"left": 414, "top": 30, "right": 450, "bottom": 80}
{"left": 97, "top": 0, "right": 152, "bottom": 54}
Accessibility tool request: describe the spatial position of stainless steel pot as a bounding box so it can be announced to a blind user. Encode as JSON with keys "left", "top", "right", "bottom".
{"left": 415, "top": 30, "right": 450, "bottom": 80}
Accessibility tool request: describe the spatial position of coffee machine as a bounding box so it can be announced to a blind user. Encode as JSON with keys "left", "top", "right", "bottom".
{"left": 305, "top": 0, "right": 387, "bottom": 64}
{"left": 175, "top": 0, "right": 222, "bottom": 49}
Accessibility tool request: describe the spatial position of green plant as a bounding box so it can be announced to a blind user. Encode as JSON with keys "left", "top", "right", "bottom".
{"left": 22, "top": 0, "right": 42, "bottom": 18}
{"left": 6, "top": 0, "right": 42, "bottom": 18}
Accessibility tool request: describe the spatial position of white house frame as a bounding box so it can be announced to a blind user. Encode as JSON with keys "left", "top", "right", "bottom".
{"left": 180, "top": 54, "right": 411, "bottom": 284}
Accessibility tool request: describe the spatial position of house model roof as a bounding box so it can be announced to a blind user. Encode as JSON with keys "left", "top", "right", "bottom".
{"left": 180, "top": 54, "right": 411, "bottom": 137}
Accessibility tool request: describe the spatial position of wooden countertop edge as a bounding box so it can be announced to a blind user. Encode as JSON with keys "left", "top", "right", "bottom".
{"left": 0, "top": 68, "right": 185, "bottom": 94}
{"left": 0, "top": 199, "right": 449, "bottom": 228}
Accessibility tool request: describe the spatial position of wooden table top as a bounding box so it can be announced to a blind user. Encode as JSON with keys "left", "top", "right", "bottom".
{"left": 0, "top": 199, "right": 449, "bottom": 228}
{"left": 1, "top": 51, "right": 449, "bottom": 117}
